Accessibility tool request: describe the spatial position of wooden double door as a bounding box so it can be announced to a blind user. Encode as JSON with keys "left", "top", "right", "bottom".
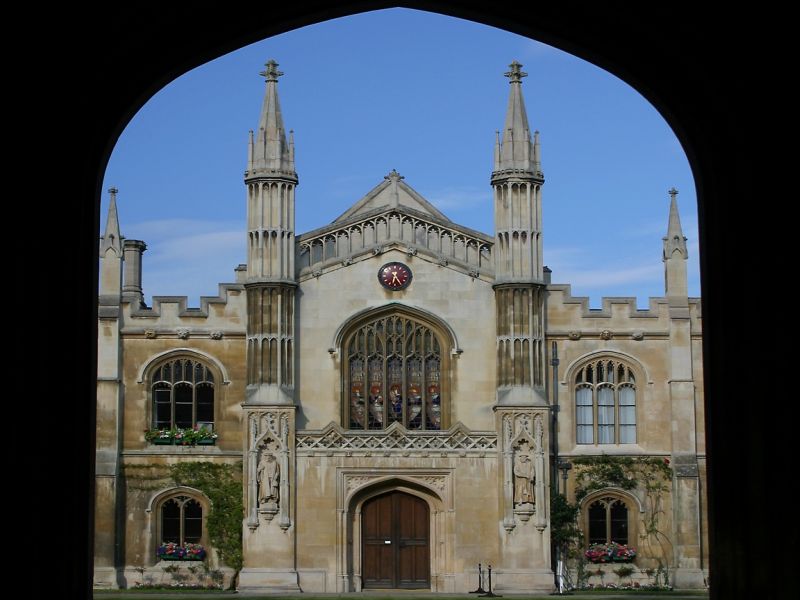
{"left": 361, "top": 491, "right": 430, "bottom": 589}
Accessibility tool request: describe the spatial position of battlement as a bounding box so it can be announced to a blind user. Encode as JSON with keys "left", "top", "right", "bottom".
{"left": 546, "top": 283, "right": 701, "bottom": 336}
{"left": 118, "top": 282, "right": 247, "bottom": 335}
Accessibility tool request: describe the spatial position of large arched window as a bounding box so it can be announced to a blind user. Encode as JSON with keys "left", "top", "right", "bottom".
{"left": 151, "top": 358, "right": 215, "bottom": 430}
{"left": 160, "top": 495, "right": 204, "bottom": 546}
{"left": 583, "top": 493, "right": 634, "bottom": 547}
{"left": 344, "top": 313, "right": 446, "bottom": 431}
{"left": 575, "top": 357, "right": 636, "bottom": 444}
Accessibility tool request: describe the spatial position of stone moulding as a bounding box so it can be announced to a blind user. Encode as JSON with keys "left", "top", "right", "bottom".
{"left": 295, "top": 421, "right": 496, "bottom": 456}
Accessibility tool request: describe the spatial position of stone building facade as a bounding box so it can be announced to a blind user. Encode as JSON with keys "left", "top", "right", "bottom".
{"left": 93, "top": 60, "right": 707, "bottom": 592}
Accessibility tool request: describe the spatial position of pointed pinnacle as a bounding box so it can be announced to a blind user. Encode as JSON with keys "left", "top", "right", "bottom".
{"left": 260, "top": 59, "right": 284, "bottom": 82}
{"left": 504, "top": 60, "right": 528, "bottom": 83}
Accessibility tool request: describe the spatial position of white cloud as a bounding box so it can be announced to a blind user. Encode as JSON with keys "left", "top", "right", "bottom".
{"left": 129, "top": 219, "right": 245, "bottom": 305}
{"left": 426, "top": 186, "right": 489, "bottom": 211}
{"left": 554, "top": 263, "right": 661, "bottom": 289}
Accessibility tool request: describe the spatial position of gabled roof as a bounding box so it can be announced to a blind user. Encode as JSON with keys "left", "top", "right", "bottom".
{"left": 333, "top": 170, "right": 450, "bottom": 224}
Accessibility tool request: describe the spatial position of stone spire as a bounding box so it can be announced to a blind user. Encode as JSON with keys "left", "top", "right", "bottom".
{"left": 100, "top": 187, "right": 122, "bottom": 256}
{"left": 663, "top": 187, "right": 688, "bottom": 298}
{"left": 492, "top": 62, "right": 547, "bottom": 408}
{"left": 663, "top": 187, "right": 688, "bottom": 259}
{"left": 495, "top": 61, "right": 539, "bottom": 177}
{"left": 243, "top": 59, "right": 297, "bottom": 406}
{"left": 247, "top": 59, "right": 296, "bottom": 179}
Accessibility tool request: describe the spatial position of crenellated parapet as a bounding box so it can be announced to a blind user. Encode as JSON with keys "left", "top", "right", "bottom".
{"left": 546, "top": 283, "right": 702, "bottom": 338}
{"left": 119, "top": 283, "right": 247, "bottom": 336}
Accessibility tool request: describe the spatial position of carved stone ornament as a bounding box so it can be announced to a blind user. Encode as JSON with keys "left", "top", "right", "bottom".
{"left": 468, "top": 269, "right": 479, "bottom": 279}
{"left": 406, "top": 246, "right": 417, "bottom": 256}
{"left": 176, "top": 328, "right": 190, "bottom": 340}
{"left": 373, "top": 246, "right": 384, "bottom": 256}
{"left": 600, "top": 329, "right": 613, "bottom": 340}
{"left": 568, "top": 331, "right": 581, "bottom": 340}
{"left": 417, "top": 475, "right": 447, "bottom": 491}
{"left": 296, "top": 421, "right": 497, "bottom": 455}
{"left": 210, "top": 330, "right": 223, "bottom": 340}
{"left": 631, "top": 331, "right": 644, "bottom": 341}
{"left": 144, "top": 329, "right": 157, "bottom": 339}
{"left": 345, "top": 475, "right": 379, "bottom": 492}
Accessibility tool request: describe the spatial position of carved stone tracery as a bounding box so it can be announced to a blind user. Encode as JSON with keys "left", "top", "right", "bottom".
{"left": 297, "top": 209, "right": 493, "bottom": 279}
{"left": 296, "top": 421, "right": 496, "bottom": 455}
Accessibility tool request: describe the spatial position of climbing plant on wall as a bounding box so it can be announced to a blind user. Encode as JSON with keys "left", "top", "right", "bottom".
{"left": 573, "top": 455, "right": 673, "bottom": 575}
{"left": 170, "top": 462, "right": 244, "bottom": 578}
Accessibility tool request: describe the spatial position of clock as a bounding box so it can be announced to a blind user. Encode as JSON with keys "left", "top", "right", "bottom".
{"left": 378, "top": 262, "right": 412, "bottom": 291}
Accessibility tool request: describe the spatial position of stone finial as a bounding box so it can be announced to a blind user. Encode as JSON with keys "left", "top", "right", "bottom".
{"left": 384, "top": 169, "right": 404, "bottom": 183}
{"left": 260, "top": 59, "right": 284, "bottom": 82}
{"left": 504, "top": 60, "right": 528, "bottom": 83}
{"left": 669, "top": 187, "right": 679, "bottom": 201}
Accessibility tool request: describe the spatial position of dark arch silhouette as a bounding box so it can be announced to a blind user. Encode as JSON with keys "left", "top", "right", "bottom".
{"left": 42, "top": 4, "right": 776, "bottom": 598}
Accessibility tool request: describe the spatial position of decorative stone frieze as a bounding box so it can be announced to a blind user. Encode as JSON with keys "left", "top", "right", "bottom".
{"left": 296, "top": 421, "right": 496, "bottom": 456}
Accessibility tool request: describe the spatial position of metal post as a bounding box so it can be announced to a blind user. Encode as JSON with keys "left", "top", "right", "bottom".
{"left": 551, "top": 341, "right": 560, "bottom": 493}
{"left": 479, "top": 564, "right": 502, "bottom": 597}
{"left": 550, "top": 341, "right": 560, "bottom": 584}
{"left": 469, "top": 563, "right": 486, "bottom": 593}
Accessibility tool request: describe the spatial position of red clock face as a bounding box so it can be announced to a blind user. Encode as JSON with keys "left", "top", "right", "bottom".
{"left": 378, "top": 262, "right": 412, "bottom": 291}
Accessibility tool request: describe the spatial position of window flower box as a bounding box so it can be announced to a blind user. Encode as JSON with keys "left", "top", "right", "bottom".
{"left": 585, "top": 542, "right": 637, "bottom": 563}
{"left": 157, "top": 542, "right": 207, "bottom": 561}
{"left": 145, "top": 427, "right": 218, "bottom": 446}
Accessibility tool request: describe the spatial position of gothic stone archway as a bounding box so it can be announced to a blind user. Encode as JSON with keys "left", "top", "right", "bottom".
{"left": 344, "top": 477, "right": 448, "bottom": 592}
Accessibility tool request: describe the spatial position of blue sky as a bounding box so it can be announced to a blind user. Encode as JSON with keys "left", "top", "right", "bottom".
{"left": 101, "top": 8, "right": 700, "bottom": 308}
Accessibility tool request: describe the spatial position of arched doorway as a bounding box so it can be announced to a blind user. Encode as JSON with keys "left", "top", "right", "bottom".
{"left": 361, "top": 491, "right": 430, "bottom": 589}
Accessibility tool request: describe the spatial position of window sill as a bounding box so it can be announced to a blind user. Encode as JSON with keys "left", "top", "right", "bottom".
{"left": 566, "top": 444, "right": 647, "bottom": 456}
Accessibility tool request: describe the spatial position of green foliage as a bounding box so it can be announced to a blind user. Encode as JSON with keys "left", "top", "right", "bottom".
{"left": 572, "top": 455, "right": 671, "bottom": 501}
{"left": 613, "top": 565, "right": 635, "bottom": 579}
{"left": 550, "top": 491, "right": 582, "bottom": 551}
{"left": 170, "top": 462, "right": 243, "bottom": 574}
{"left": 572, "top": 454, "right": 674, "bottom": 574}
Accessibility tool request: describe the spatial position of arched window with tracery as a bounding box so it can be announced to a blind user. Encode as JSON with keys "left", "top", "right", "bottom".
{"left": 160, "top": 494, "right": 204, "bottom": 546}
{"left": 151, "top": 358, "right": 215, "bottom": 430}
{"left": 575, "top": 357, "right": 637, "bottom": 444}
{"left": 344, "top": 313, "right": 446, "bottom": 431}
{"left": 584, "top": 494, "right": 632, "bottom": 546}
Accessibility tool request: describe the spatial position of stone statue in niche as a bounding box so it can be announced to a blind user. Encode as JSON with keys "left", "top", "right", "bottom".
{"left": 513, "top": 441, "right": 535, "bottom": 521}
{"left": 257, "top": 447, "right": 280, "bottom": 519}
{"left": 514, "top": 451, "right": 534, "bottom": 504}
